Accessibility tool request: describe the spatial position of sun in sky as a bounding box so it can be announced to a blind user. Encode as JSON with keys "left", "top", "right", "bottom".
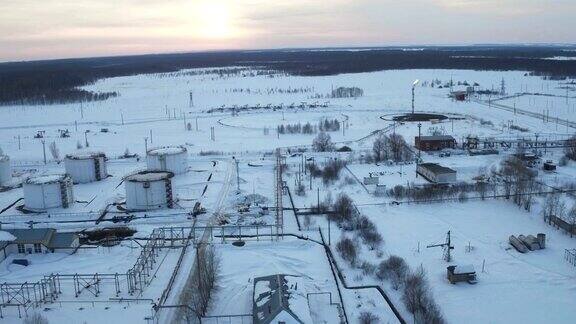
{"left": 192, "top": 0, "right": 236, "bottom": 39}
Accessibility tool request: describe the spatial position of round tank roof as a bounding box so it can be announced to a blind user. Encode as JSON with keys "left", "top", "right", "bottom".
{"left": 147, "top": 146, "right": 187, "bottom": 156}
{"left": 25, "top": 174, "right": 70, "bottom": 185}
{"left": 65, "top": 151, "right": 106, "bottom": 160}
{"left": 124, "top": 170, "right": 174, "bottom": 182}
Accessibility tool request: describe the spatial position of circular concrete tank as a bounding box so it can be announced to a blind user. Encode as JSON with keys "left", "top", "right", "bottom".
{"left": 24, "top": 174, "right": 74, "bottom": 210}
{"left": 146, "top": 146, "right": 187, "bottom": 174}
{"left": 124, "top": 170, "right": 174, "bottom": 210}
{"left": 64, "top": 151, "right": 108, "bottom": 183}
{"left": 0, "top": 155, "right": 10, "bottom": 186}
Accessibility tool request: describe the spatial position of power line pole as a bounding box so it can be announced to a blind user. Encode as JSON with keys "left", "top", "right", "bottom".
{"left": 41, "top": 139, "right": 46, "bottom": 164}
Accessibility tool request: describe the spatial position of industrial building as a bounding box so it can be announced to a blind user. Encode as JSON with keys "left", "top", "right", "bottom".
{"left": 0, "top": 154, "right": 10, "bottom": 186}
{"left": 415, "top": 135, "right": 456, "bottom": 151}
{"left": 417, "top": 163, "right": 457, "bottom": 183}
{"left": 124, "top": 170, "right": 174, "bottom": 210}
{"left": 64, "top": 151, "right": 108, "bottom": 183}
{"left": 0, "top": 228, "right": 79, "bottom": 262}
{"left": 146, "top": 146, "right": 188, "bottom": 174}
{"left": 23, "top": 174, "right": 74, "bottom": 210}
{"left": 253, "top": 274, "right": 309, "bottom": 324}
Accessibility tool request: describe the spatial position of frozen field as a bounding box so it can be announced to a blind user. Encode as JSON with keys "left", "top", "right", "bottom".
{"left": 1, "top": 65, "right": 576, "bottom": 323}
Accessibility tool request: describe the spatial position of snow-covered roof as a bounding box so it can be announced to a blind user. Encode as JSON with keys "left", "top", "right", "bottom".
{"left": 25, "top": 174, "right": 69, "bottom": 185}
{"left": 0, "top": 231, "right": 16, "bottom": 242}
{"left": 65, "top": 151, "right": 106, "bottom": 160}
{"left": 147, "top": 146, "right": 187, "bottom": 156}
{"left": 454, "top": 264, "right": 475, "bottom": 274}
{"left": 124, "top": 170, "right": 174, "bottom": 182}
{"left": 253, "top": 274, "right": 310, "bottom": 324}
{"left": 0, "top": 155, "right": 9, "bottom": 162}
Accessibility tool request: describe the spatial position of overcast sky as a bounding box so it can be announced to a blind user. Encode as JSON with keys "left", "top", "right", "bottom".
{"left": 1, "top": 0, "right": 575, "bottom": 62}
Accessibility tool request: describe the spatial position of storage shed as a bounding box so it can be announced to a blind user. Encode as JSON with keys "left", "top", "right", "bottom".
{"left": 0, "top": 228, "right": 79, "bottom": 261}
{"left": 146, "top": 146, "right": 188, "bottom": 174}
{"left": 415, "top": 135, "right": 456, "bottom": 151}
{"left": 64, "top": 151, "right": 108, "bottom": 183}
{"left": 0, "top": 154, "right": 10, "bottom": 186}
{"left": 124, "top": 170, "right": 174, "bottom": 210}
{"left": 447, "top": 265, "right": 477, "bottom": 284}
{"left": 23, "top": 174, "right": 74, "bottom": 210}
{"left": 417, "top": 163, "right": 457, "bottom": 183}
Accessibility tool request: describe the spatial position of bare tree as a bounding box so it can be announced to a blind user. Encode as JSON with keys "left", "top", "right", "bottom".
{"left": 541, "top": 193, "right": 565, "bottom": 223}
{"left": 312, "top": 132, "right": 334, "bottom": 152}
{"left": 377, "top": 255, "right": 409, "bottom": 290}
{"left": 330, "top": 193, "right": 355, "bottom": 224}
{"left": 49, "top": 141, "right": 60, "bottom": 161}
{"left": 565, "top": 135, "right": 576, "bottom": 160}
{"left": 336, "top": 237, "right": 359, "bottom": 267}
{"left": 372, "top": 134, "right": 389, "bottom": 162}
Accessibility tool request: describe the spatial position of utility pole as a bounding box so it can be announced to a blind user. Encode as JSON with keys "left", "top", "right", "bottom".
{"left": 149, "top": 130, "right": 153, "bottom": 144}
{"left": 233, "top": 157, "right": 240, "bottom": 193}
{"left": 144, "top": 137, "right": 148, "bottom": 152}
{"left": 189, "top": 91, "right": 194, "bottom": 108}
{"left": 84, "top": 130, "right": 89, "bottom": 148}
{"left": 41, "top": 139, "right": 46, "bottom": 164}
{"left": 426, "top": 230, "right": 454, "bottom": 262}
{"left": 411, "top": 79, "right": 419, "bottom": 115}
{"left": 417, "top": 123, "right": 422, "bottom": 163}
{"left": 17, "top": 135, "right": 21, "bottom": 150}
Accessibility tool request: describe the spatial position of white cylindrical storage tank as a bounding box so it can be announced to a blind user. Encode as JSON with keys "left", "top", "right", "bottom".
{"left": 146, "top": 146, "right": 187, "bottom": 174}
{"left": 124, "top": 171, "right": 174, "bottom": 210}
{"left": 0, "top": 155, "right": 10, "bottom": 186}
{"left": 24, "top": 174, "right": 74, "bottom": 210}
{"left": 64, "top": 151, "right": 108, "bottom": 183}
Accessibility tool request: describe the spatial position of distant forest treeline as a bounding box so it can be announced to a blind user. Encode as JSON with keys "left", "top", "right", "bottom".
{"left": 1, "top": 45, "right": 576, "bottom": 106}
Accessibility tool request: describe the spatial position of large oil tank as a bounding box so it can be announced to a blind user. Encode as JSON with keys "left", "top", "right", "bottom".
{"left": 124, "top": 170, "right": 174, "bottom": 210}
{"left": 64, "top": 151, "right": 108, "bottom": 183}
{"left": 146, "top": 146, "right": 187, "bottom": 174}
{"left": 24, "top": 174, "right": 74, "bottom": 210}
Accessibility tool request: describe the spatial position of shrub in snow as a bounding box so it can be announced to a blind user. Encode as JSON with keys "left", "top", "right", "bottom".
{"left": 353, "top": 215, "right": 383, "bottom": 249}
{"left": 295, "top": 183, "right": 306, "bottom": 196}
{"left": 360, "top": 261, "right": 376, "bottom": 276}
{"left": 336, "top": 237, "right": 358, "bottom": 267}
{"left": 402, "top": 266, "right": 445, "bottom": 324}
{"left": 330, "top": 193, "right": 355, "bottom": 224}
{"left": 23, "top": 313, "right": 49, "bottom": 324}
{"left": 377, "top": 255, "right": 409, "bottom": 290}
{"left": 321, "top": 159, "right": 346, "bottom": 184}
{"left": 358, "top": 311, "right": 379, "bottom": 324}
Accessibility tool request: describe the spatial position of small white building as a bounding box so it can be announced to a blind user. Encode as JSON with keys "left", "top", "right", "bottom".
{"left": 124, "top": 170, "right": 174, "bottom": 210}
{"left": 0, "top": 154, "right": 10, "bottom": 186}
{"left": 64, "top": 151, "right": 108, "bottom": 183}
{"left": 0, "top": 228, "right": 79, "bottom": 262}
{"left": 417, "top": 163, "right": 457, "bottom": 183}
{"left": 24, "top": 174, "right": 74, "bottom": 210}
{"left": 146, "top": 146, "right": 188, "bottom": 174}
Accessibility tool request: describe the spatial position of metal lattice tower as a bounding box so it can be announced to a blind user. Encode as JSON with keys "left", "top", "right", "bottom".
{"left": 275, "top": 148, "right": 284, "bottom": 239}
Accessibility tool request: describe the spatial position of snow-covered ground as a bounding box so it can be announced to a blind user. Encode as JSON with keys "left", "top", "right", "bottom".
{"left": 1, "top": 66, "right": 576, "bottom": 323}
